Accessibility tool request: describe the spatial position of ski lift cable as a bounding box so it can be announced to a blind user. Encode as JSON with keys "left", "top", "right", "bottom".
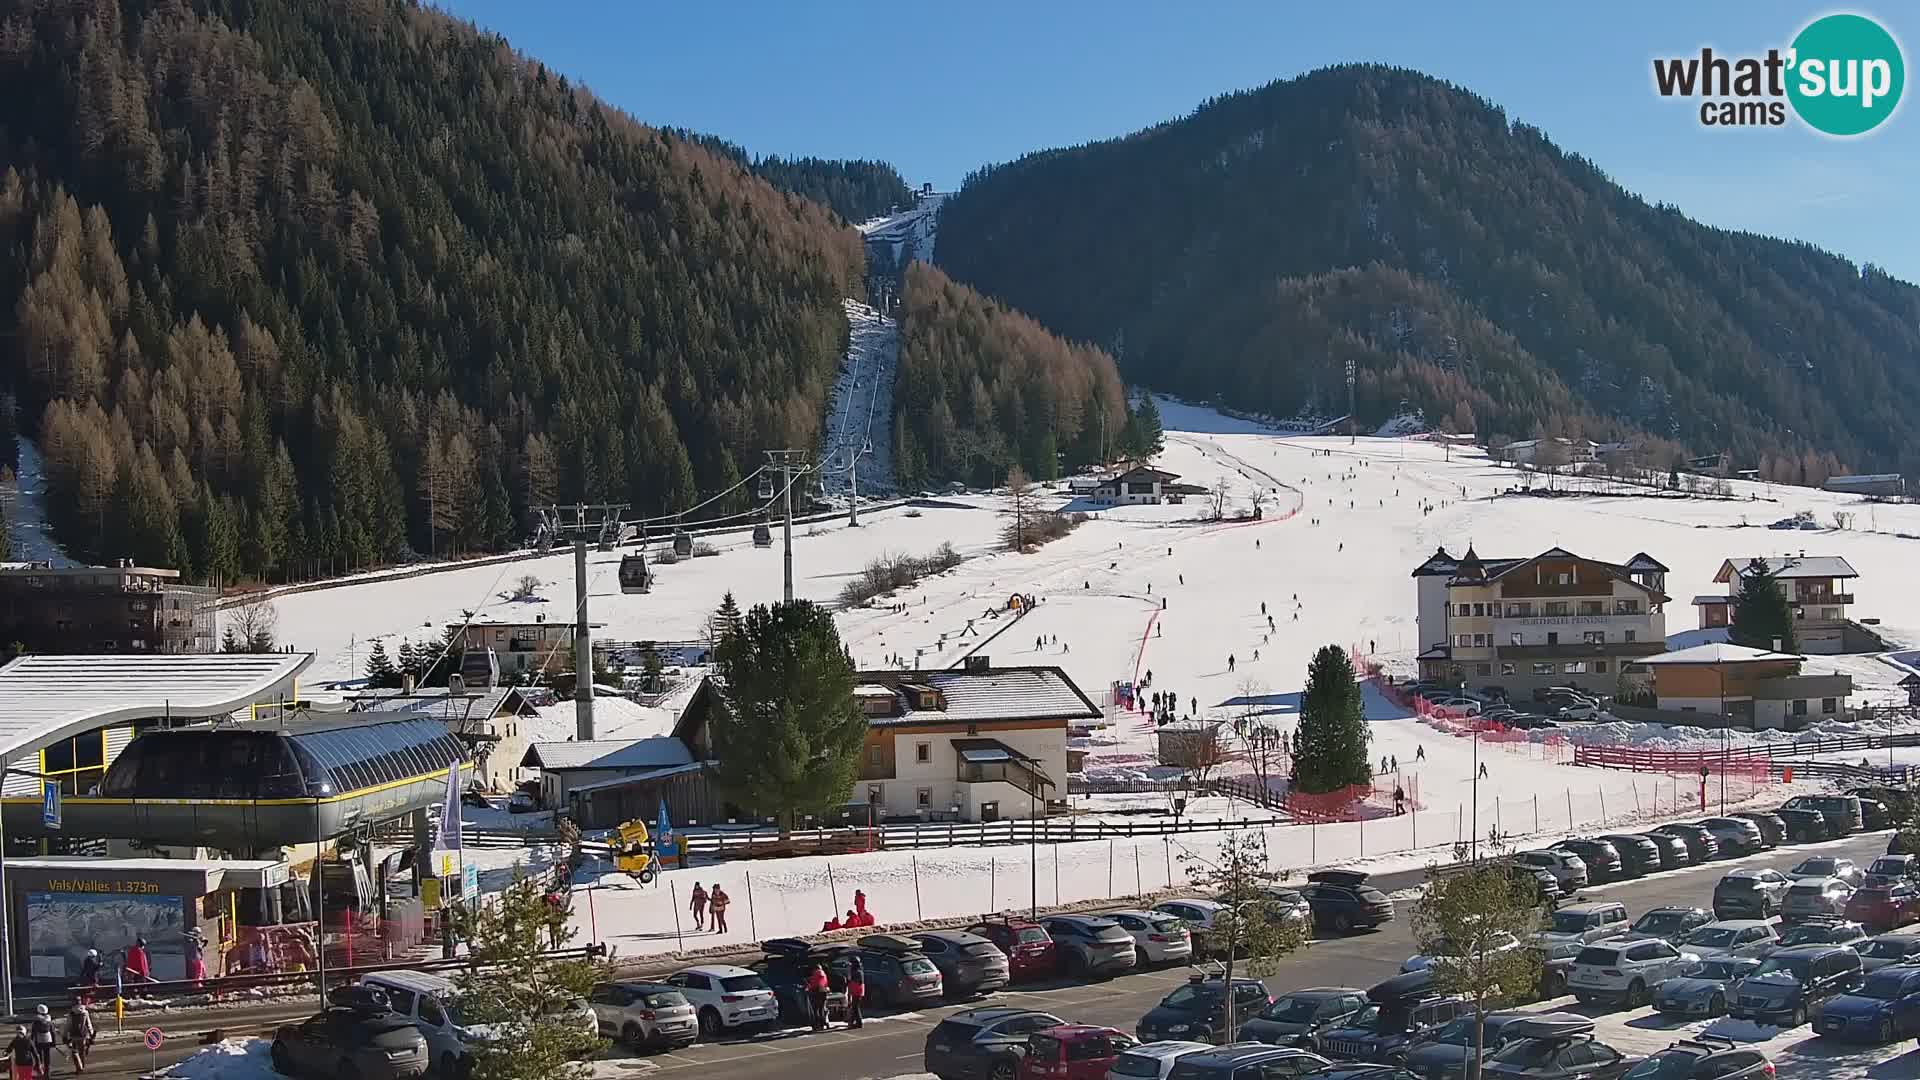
{"left": 626, "top": 464, "right": 773, "bottom": 527}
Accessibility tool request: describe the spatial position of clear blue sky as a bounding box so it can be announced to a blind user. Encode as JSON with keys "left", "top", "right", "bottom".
{"left": 441, "top": 1, "right": 1917, "bottom": 283}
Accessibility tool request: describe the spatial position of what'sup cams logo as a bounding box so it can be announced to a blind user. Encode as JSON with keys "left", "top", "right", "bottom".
{"left": 1653, "top": 12, "right": 1904, "bottom": 135}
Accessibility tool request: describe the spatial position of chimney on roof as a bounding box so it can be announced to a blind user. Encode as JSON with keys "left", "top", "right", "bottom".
{"left": 402, "top": 672, "right": 415, "bottom": 694}
{"left": 536, "top": 613, "right": 544, "bottom": 623}
{"left": 965, "top": 655, "right": 990, "bottom": 672}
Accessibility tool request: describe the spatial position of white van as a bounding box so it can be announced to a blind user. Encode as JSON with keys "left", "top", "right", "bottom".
{"left": 359, "top": 969, "right": 596, "bottom": 1077}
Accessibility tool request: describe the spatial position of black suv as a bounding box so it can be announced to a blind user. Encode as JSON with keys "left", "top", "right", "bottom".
{"left": 1729, "top": 811, "right": 1786, "bottom": 848}
{"left": 1137, "top": 973, "right": 1273, "bottom": 1044}
{"left": 1314, "top": 970, "right": 1460, "bottom": 1063}
{"left": 1776, "top": 807, "right": 1830, "bottom": 842}
{"left": 1303, "top": 870, "right": 1396, "bottom": 934}
{"left": 1236, "top": 988, "right": 1368, "bottom": 1048}
{"left": 1728, "top": 945, "right": 1864, "bottom": 1027}
{"left": 1621, "top": 1037, "right": 1772, "bottom": 1080}
{"left": 1596, "top": 834, "right": 1662, "bottom": 877}
{"left": 923, "top": 1007, "right": 1065, "bottom": 1080}
{"left": 1552, "top": 839, "right": 1624, "bottom": 883}
{"left": 1651, "top": 823, "right": 1720, "bottom": 862}
{"left": 753, "top": 938, "right": 851, "bottom": 1024}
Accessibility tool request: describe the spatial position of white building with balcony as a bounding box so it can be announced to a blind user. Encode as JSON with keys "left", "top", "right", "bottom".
{"left": 1413, "top": 547, "right": 1670, "bottom": 697}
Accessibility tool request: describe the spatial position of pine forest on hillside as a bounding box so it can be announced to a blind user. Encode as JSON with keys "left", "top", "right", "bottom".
{"left": 0, "top": 0, "right": 865, "bottom": 582}
{"left": 670, "top": 131, "right": 915, "bottom": 225}
{"left": 936, "top": 65, "right": 1920, "bottom": 480}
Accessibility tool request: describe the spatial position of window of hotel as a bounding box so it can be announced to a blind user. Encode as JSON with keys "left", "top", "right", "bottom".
{"left": 916, "top": 742, "right": 931, "bottom": 764}
{"left": 1550, "top": 571, "right": 1573, "bottom": 585}
{"left": 1578, "top": 601, "right": 1603, "bottom": 616}
{"left": 1792, "top": 699, "right": 1808, "bottom": 717}
{"left": 1455, "top": 635, "right": 1472, "bottom": 648}
{"left": 1594, "top": 661, "right": 1608, "bottom": 673}
{"left": 1821, "top": 698, "right": 1837, "bottom": 714}
{"left": 1546, "top": 632, "right": 1559, "bottom": 645}
{"left": 1583, "top": 631, "right": 1605, "bottom": 645}
{"left": 1623, "top": 630, "right": 1636, "bottom": 643}
{"left": 1544, "top": 601, "right": 1570, "bottom": 616}
{"left": 1501, "top": 663, "right": 1516, "bottom": 676}
{"left": 1531, "top": 663, "right": 1554, "bottom": 675}
{"left": 1510, "top": 632, "right": 1524, "bottom": 646}
{"left": 1563, "top": 661, "right": 1586, "bottom": 674}
{"left": 1473, "top": 634, "right": 1488, "bottom": 647}
{"left": 1615, "top": 599, "right": 1640, "bottom": 615}
{"left": 1457, "top": 604, "right": 1471, "bottom": 617}
{"left": 1821, "top": 608, "right": 1839, "bottom": 620}
{"left": 917, "top": 788, "right": 932, "bottom": 807}
{"left": 1472, "top": 603, "right": 1486, "bottom": 617}
{"left": 869, "top": 747, "right": 883, "bottom": 766}
{"left": 867, "top": 785, "right": 884, "bottom": 804}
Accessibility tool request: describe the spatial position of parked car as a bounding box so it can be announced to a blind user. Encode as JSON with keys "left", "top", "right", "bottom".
{"left": 1153, "top": 900, "right": 1232, "bottom": 959}
{"left": 1677, "top": 920, "right": 1778, "bottom": 960}
{"left": 1536, "top": 903, "right": 1631, "bottom": 948}
{"left": 1104, "top": 910, "right": 1194, "bottom": 968}
{"left": 359, "top": 968, "right": 593, "bottom": 1075}
{"left": 1729, "top": 945, "right": 1865, "bottom": 1027}
{"left": 926, "top": 1007, "right": 1068, "bottom": 1080}
{"left": 1513, "top": 850, "right": 1588, "bottom": 892}
{"left": 1312, "top": 970, "right": 1459, "bottom": 1064}
{"left": 1549, "top": 702, "right": 1606, "bottom": 721}
{"left": 914, "top": 930, "right": 1013, "bottom": 997}
{"left": 1857, "top": 797, "right": 1890, "bottom": 832}
{"left": 1427, "top": 697, "right": 1482, "bottom": 715}
{"left": 1486, "top": 862, "right": 1564, "bottom": 907}
{"left": 1620, "top": 1037, "right": 1772, "bottom": 1080}
{"left": 1104, "top": 1041, "right": 1213, "bottom": 1080}
{"left": 1568, "top": 938, "right": 1697, "bottom": 1007}
{"left": 1041, "top": 916, "right": 1137, "bottom": 979}
{"left": 587, "top": 981, "right": 698, "bottom": 1051}
{"left": 1533, "top": 686, "right": 1598, "bottom": 706}
{"left": 753, "top": 938, "right": 850, "bottom": 1025}
{"left": 1844, "top": 882, "right": 1920, "bottom": 932}
{"left": 1652, "top": 957, "right": 1761, "bottom": 1018}
{"left": 1019, "top": 1025, "right": 1139, "bottom": 1080}
{"left": 270, "top": 998, "right": 431, "bottom": 1080}
{"left": 1620, "top": 907, "right": 1713, "bottom": 945}
{"left": 1865, "top": 854, "right": 1919, "bottom": 887}
{"left": 1236, "top": 989, "right": 1368, "bottom": 1049}
{"left": 1782, "top": 878, "right": 1855, "bottom": 924}
{"left": 1550, "top": 839, "right": 1623, "bottom": 884}
{"left": 1302, "top": 870, "right": 1396, "bottom": 933}
{"left": 859, "top": 933, "right": 947, "bottom": 1008}
{"left": 1637, "top": 831, "right": 1691, "bottom": 872}
{"left": 968, "top": 916, "right": 1059, "bottom": 982}
{"left": 1299, "top": 1067, "right": 1426, "bottom": 1080}
{"left": 1729, "top": 811, "right": 1787, "bottom": 848}
{"left": 1649, "top": 824, "right": 1719, "bottom": 863}
{"left": 1135, "top": 973, "right": 1273, "bottom": 1045}
{"left": 1595, "top": 835, "right": 1662, "bottom": 878}
{"left": 1695, "top": 818, "right": 1764, "bottom": 857}
{"left": 507, "top": 789, "right": 538, "bottom": 814}
{"left": 1402, "top": 930, "right": 1525, "bottom": 972}
{"left": 1712, "top": 869, "right": 1792, "bottom": 919}
{"left": 1776, "top": 807, "right": 1831, "bottom": 843}
{"left": 1788, "top": 856, "right": 1863, "bottom": 886}
{"left": 1774, "top": 917, "right": 1868, "bottom": 951}
{"left": 1813, "top": 964, "right": 1920, "bottom": 1042}
{"left": 1399, "top": 1012, "right": 1530, "bottom": 1079}
{"left": 1854, "top": 934, "right": 1920, "bottom": 972}
{"left": 1781, "top": 794, "right": 1864, "bottom": 835}
{"left": 1247, "top": 887, "right": 1315, "bottom": 931}
{"left": 663, "top": 964, "right": 779, "bottom": 1039}
{"left": 1533, "top": 940, "right": 1584, "bottom": 999}
{"left": 1164, "top": 1046, "right": 1332, "bottom": 1080}
{"left": 1479, "top": 1013, "right": 1634, "bottom": 1080}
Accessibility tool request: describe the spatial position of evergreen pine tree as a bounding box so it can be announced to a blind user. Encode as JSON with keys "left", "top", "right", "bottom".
{"left": 637, "top": 641, "right": 664, "bottom": 692}
{"left": 710, "top": 600, "right": 868, "bottom": 832}
{"left": 1293, "top": 644, "right": 1372, "bottom": 793}
{"left": 396, "top": 639, "right": 418, "bottom": 680}
{"left": 1131, "top": 394, "right": 1164, "bottom": 457}
{"left": 1730, "top": 559, "right": 1798, "bottom": 653}
{"left": 365, "top": 639, "right": 399, "bottom": 688}
{"left": 709, "top": 591, "right": 744, "bottom": 644}
{"left": 449, "top": 870, "right": 608, "bottom": 1080}
{"left": 221, "top": 626, "right": 241, "bottom": 653}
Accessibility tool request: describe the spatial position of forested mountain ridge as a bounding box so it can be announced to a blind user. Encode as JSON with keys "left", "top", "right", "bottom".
{"left": 0, "top": 0, "right": 866, "bottom": 582}
{"left": 936, "top": 64, "right": 1920, "bottom": 479}
{"left": 669, "top": 131, "right": 915, "bottom": 225}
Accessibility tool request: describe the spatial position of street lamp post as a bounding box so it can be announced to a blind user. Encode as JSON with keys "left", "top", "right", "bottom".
{"left": 1464, "top": 680, "right": 1481, "bottom": 862}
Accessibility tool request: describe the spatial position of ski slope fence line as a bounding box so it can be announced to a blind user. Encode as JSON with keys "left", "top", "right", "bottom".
{"left": 1573, "top": 732, "right": 1920, "bottom": 769}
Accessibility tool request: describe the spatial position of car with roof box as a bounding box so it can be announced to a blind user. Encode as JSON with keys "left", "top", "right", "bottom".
{"left": 1712, "top": 869, "right": 1791, "bottom": 919}
{"left": 858, "top": 933, "right": 946, "bottom": 1008}
{"left": 914, "top": 929, "right": 1012, "bottom": 997}
{"left": 1042, "top": 915, "right": 1138, "bottom": 978}
{"left": 1312, "top": 970, "right": 1460, "bottom": 1064}
{"left": 1619, "top": 1036, "right": 1772, "bottom": 1080}
{"left": 1636, "top": 831, "right": 1690, "bottom": 872}
{"left": 1729, "top": 944, "right": 1864, "bottom": 1027}
{"left": 1136, "top": 971, "right": 1273, "bottom": 1045}
{"left": 1302, "top": 870, "right": 1396, "bottom": 933}
{"left": 1480, "top": 1013, "right": 1634, "bottom": 1079}
{"left": 1865, "top": 853, "right": 1918, "bottom": 887}
{"left": 1164, "top": 1045, "right": 1332, "bottom": 1080}
{"left": 1399, "top": 1011, "right": 1530, "bottom": 1080}
{"left": 587, "top": 980, "right": 698, "bottom": 1051}
{"left": 1567, "top": 937, "right": 1696, "bottom": 1008}
{"left": 1018, "top": 1024, "right": 1139, "bottom": 1080}
{"left": 1677, "top": 920, "right": 1777, "bottom": 960}
{"left": 1652, "top": 956, "right": 1760, "bottom": 1018}
{"left": 1782, "top": 877, "right": 1855, "bottom": 923}
{"left": 1855, "top": 933, "right": 1920, "bottom": 972}
{"left": 968, "top": 915, "right": 1059, "bottom": 982}
{"left": 1649, "top": 823, "right": 1718, "bottom": 863}
{"left": 1235, "top": 988, "right": 1368, "bottom": 1048}
{"left": 1729, "top": 811, "right": 1786, "bottom": 848}
{"left": 1104, "top": 1040, "right": 1213, "bottom": 1080}
{"left": 1596, "top": 835, "right": 1663, "bottom": 878}
{"left": 925, "top": 1007, "right": 1068, "bottom": 1080}
{"left": 1775, "top": 807, "right": 1830, "bottom": 843}
{"left": 752, "top": 938, "right": 850, "bottom": 1024}
{"left": 1617, "top": 907, "right": 1712, "bottom": 946}
{"left": 1812, "top": 962, "right": 1920, "bottom": 1042}
{"left": 1535, "top": 902, "right": 1629, "bottom": 949}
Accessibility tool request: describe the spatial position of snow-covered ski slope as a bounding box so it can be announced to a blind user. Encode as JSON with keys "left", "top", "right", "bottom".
{"left": 818, "top": 299, "right": 897, "bottom": 498}
{"left": 1, "top": 437, "right": 75, "bottom": 566}
{"left": 857, "top": 191, "right": 944, "bottom": 265}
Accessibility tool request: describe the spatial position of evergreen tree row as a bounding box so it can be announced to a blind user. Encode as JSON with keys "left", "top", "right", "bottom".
{"left": 935, "top": 65, "right": 1920, "bottom": 477}
{"left": 669, "top": 130, "right": 915, "bottom": 225}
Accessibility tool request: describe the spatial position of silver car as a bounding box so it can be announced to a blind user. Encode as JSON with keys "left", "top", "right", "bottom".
{"left": 1782, "top": 878, "right": 1854, "bottom": 923}
{"left": 1678, "top": 920, "right": 1777, "bottom": 960}
{"left": 1652, "top": 957, "right": 1760, "bottom": 1017}
{"left": 588, "top": 981, "right": 697, "bottom": 1050}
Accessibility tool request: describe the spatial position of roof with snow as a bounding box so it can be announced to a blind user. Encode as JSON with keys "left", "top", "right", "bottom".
{"left": 1622, "top": 552, "right": 1669, "bottom": 573}
{"left": 0, "top": 653, "right": 312, "bottom": 766}
{"left": 1636, "top": 643, "right": 1804, "bottom": 665}
{"left": 520, "top": 736, "right": 694, "bottom": 772}
{"left": 920, "top": 668, "right": 1101, "bottom": 723}
{"left": 1411, "top": 548, "right": 1459, "bottom": 577}
{"left": 1715, "top": 556, "right": 1859, "bottom": 582}
{"left": 349, "top": 685, "right": 536, "bottom": 721}
{"left": 1691, "top": 595, "right": 1732, "bottom": 606}
{"left": 1427, "top": 547, "right": 1670, "bottom": 601}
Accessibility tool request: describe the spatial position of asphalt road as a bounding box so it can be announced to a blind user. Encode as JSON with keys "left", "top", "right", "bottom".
{"left": 90, "top": 830, "right": 1894, "bottom": 1079}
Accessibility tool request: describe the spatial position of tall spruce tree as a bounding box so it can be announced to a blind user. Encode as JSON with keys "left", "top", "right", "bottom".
{"left": 1130, "top": 394, "right": 1165, "bottom": 457}
{"left": 708, "top": 591, "right": 744, "bottom": 645}
{"left": 365, "top": 639, "right": 399, "bottom": 688}
{"left": 710, "top": 600, "right": 867, "bottom": 833}
{"left": 1730, "top": 559, "right": 1798, "bottom": 653}
{"left": 1293, "top": 644, "right": 1372, "bottom": 794}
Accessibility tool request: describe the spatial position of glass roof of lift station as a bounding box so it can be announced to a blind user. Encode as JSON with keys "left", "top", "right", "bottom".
{"left": 98, "top": 715, "right": 467, "bottom": 800}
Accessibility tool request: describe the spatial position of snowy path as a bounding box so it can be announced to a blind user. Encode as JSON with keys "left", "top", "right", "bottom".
{"left": 820, "top": 299, "right": 898, "bottom": 498}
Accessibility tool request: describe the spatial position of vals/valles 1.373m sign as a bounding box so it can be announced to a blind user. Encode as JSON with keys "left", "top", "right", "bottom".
{"left": 1653, "top": 12, "right": 1905, "bottom": 135}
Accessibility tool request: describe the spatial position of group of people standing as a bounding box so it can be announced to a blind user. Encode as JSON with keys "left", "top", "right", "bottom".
{"left": 687, "top": 882, "right": 731, "bottom": 932}
{"left": 801, "top": 955, "right": 865, "bottom": 1030}
{"left": 8, "top": 1003, "right": 92, "bottom": 1079}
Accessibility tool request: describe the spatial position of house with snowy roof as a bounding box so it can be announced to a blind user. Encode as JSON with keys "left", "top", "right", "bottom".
{"left": 1412, "top": 546, "right": 1670, "bottom": 697}
{"left": 1088, "top": 465, "right": 1208, "bottom": 506}
{"left": 1692, "top": 554, "right": 1861, "bottom": 654}
{"left": 1629, "top": 642, "right": 1852, "bottom": 730}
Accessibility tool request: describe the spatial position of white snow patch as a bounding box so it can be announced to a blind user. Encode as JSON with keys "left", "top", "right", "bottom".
{"left": 159, "top": 1038, "right": 276, "bottom": 1080}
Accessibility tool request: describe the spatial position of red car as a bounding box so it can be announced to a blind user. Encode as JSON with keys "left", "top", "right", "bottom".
{"left": 967, "top": 916, "right": 1056, "bottom": 982}
{"left": 1017, "top": 1025, "right": 1137, "bottom": 1080}
{"left": 1844, "top": 882, "right": 1920, "bottom": 932}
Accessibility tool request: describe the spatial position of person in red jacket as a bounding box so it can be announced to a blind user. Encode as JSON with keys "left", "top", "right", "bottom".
{"left": 821, "top": 914, "right": 842, "bottom": 932}
{"left": 123, "top": 938, "right": 152, "bottom": 983}
{"left": 844, "top": 954, "right": 865, "bottom": 1029}
{"left": 803, "top": 963, "right": 830, "bottom": 1030}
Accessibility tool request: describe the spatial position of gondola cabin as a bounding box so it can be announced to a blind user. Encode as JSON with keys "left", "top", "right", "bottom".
{"left": 672, "top": 530, "right": 693, "bottom": 557}
{"left": 758, "top": 472, "right": 776, "bottom": 500}
{"left": 752, "top": 521, "right": 773, "bottom": 548}
{"left": 618, "top": 552, "right": 651, "bottom": 593}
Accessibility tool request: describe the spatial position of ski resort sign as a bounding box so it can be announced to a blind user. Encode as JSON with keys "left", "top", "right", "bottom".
{"left": 1652, "top": 12, "right": 1904, "bottom": 135}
